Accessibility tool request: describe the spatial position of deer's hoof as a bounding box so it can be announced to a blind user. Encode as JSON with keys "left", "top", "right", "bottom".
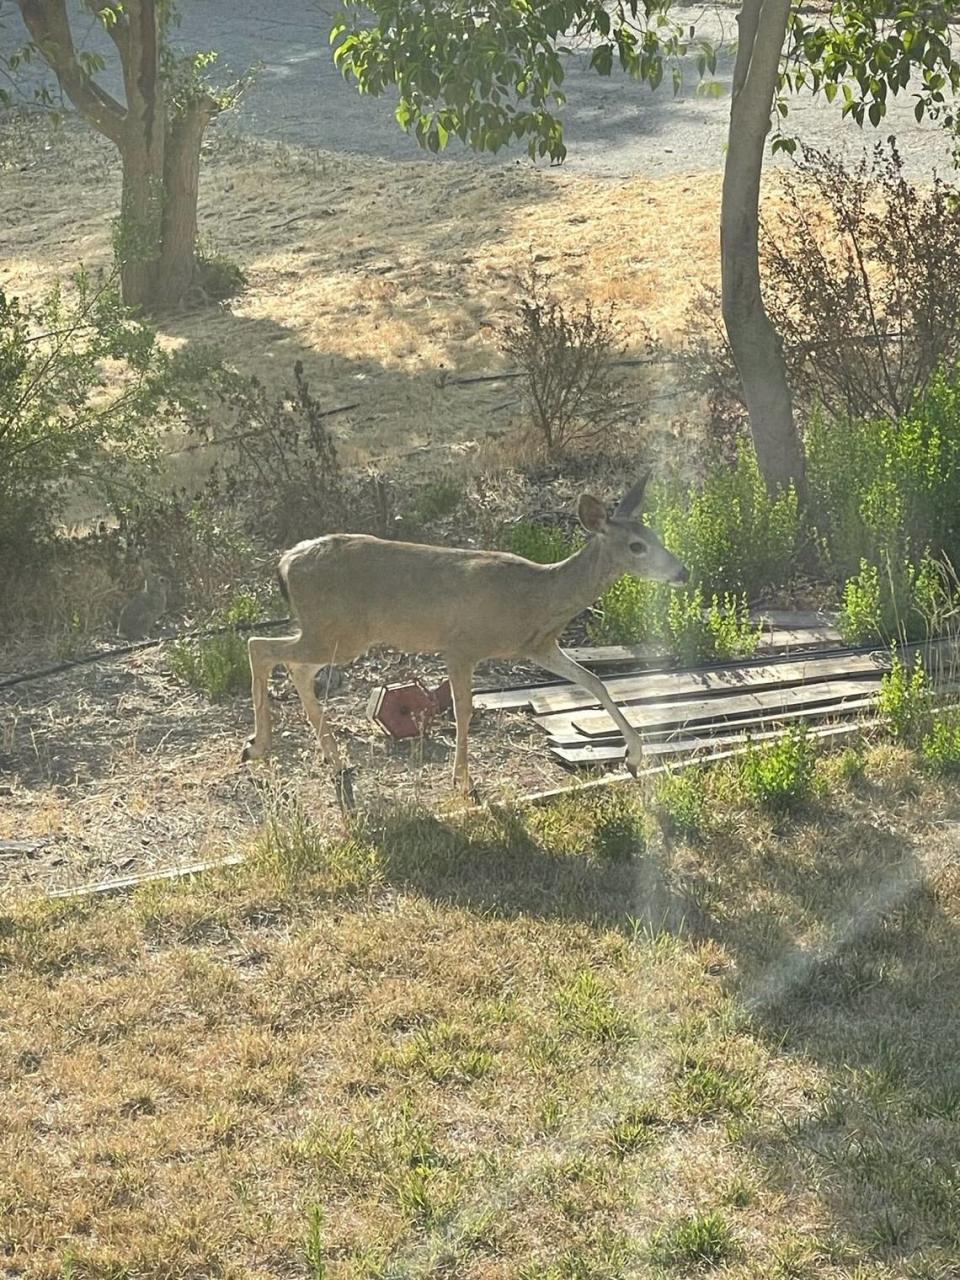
{"left": 625, "top": 753, "right": 643, "bottom": 779}
{"left": 241, "top": 738, "right": 265, "bottom": 763}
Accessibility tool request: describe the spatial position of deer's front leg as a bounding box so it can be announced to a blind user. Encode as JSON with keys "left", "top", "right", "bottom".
{"left": 446, "top": 657, "right": 477, "bottom": 796}
{"left": 531, "top": 645, "right": 645, "bottom": 777}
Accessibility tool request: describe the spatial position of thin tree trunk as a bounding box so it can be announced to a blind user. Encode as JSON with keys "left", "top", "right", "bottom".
{"left": 721, "top": 0, "right": 806, "bottom": 498}
{"left": 18, "top": 0, "right": 216, "bottom": 314}
{"left": 114, "top": 0, "right": 165, "bottom": 309}
{"left": 155, "top": 99, "right": 216, "bottom": 308}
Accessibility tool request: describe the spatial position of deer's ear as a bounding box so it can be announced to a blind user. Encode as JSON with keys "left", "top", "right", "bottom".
{"left": 614, "top": 472, "right": 650, "bottom": 518}
{"left": 578, "top": 494, "right": 608, "bottom": 533}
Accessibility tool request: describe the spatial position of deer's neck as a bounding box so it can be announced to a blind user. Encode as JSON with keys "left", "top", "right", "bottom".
{"left": 547, "top": 536, "right": 622, "bottom": 619}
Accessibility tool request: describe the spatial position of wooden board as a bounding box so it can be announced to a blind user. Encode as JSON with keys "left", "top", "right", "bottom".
{"left": 528, "top": 650, "right": 890, "bottom": 716}
{"left": 543, "top": 690, "right": 880, "bottom": 750}
{"left": 474, "top": 681, "right": 563, "bottom": 712}
{"left": 564, "top": 676, "right": 882, "bottom": 740}
{"left": 552, "top": 716, "right": 885, "bottom": 762}
{"left": 47, "top": 853, "right": 246, "bottom": 900}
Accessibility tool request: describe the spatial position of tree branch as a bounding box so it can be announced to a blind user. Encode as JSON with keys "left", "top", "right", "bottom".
{"left": 16, "top": 0, "right": 126, "bottom": 144}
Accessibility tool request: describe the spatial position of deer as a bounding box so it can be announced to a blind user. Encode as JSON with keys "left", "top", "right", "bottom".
{"left": 241, "top": 475, "right": 689, "bottom": 806}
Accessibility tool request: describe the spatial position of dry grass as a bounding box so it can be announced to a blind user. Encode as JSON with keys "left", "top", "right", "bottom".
{"left": 3, "top": 744, "right": 960, "bottom": 1278}
{"left": 0, "top": 111, "right": 723, "bottom": 481}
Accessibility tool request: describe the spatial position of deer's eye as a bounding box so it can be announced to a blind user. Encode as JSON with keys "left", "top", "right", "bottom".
{"left": 630, "top": 540, "right": 647, "bottom": 554}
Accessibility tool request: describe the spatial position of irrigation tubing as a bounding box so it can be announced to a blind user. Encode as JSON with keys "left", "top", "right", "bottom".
{"left": 0, "top": 616, "right": 293, "bottom": 693}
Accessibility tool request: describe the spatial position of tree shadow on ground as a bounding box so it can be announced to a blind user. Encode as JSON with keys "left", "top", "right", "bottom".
{"left": 695, "top": 782, "right": 960, "bottom": 1267}
{"left": 360, "top": 799, "right": 708, "bottom": 936}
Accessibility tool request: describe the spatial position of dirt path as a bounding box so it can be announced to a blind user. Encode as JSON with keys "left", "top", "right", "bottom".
{"left": 2, "top": 0, "right": 954, "bottom": 178}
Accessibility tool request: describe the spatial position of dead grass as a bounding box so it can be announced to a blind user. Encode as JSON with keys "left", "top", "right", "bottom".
{"left": 3, "top": 744, "right": 960, "bottom": 1278}
{"left": 0, "top": 112, "right": 723, "bottom": 483}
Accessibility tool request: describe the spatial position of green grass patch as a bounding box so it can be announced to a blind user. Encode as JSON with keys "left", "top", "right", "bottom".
{"left": 739, "top": 723, "right": 817, "bottom": 812}
{"left": 167, "top": 589, "right": 263, "bottom": 700}
{"left": 648, "top": 1209, "right": 738, "bottom": 1268}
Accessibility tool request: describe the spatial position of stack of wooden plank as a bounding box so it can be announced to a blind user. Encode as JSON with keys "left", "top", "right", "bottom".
{"left": 476, "top": 615, "right": 956, "bottom": 774}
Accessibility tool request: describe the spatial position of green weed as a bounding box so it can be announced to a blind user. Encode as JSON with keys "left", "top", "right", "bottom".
{"left": 739, "top": 723, "right": 816, "bottom": 811}
{"left": 168, "top": 590, "right": 264, "bottom": 700}
{"left": 501, "top": 520, "right": 579, "bottom": 564}
{"left": 655, "top": 771, "right": 707, "bottom": 840}
{"left": 878, "top": 654, "right": 934, "bottom": 745}
{"left": 648, "top": 1210, "right": 737, "bottom": 1268}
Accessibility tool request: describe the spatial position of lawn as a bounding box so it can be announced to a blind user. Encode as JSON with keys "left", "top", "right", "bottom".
{"left": 4, "top": 743, "right": 960, "bottom": 1279}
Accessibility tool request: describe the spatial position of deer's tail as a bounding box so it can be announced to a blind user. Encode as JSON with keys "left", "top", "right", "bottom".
{"left": 277, "top": 561, "right": 290, "bottom": 604}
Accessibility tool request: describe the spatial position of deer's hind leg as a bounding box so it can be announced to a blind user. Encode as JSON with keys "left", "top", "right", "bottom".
{"left": 242, "top": 633, "right": 343, "bottom": 763}
{"left": 287, "top": 662, "right": 344, "bottom": 769}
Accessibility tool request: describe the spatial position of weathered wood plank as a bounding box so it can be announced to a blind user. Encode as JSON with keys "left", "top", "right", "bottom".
{"left": 541, "top": 689, "right": 880, "bottom": 747}
{"left": 47, "top": 853, "right": 246, "bottom": 900}
{"left": 551, "top": 714, "right": 879, "bottom": 764}
{"left": 565, "top": 676, "right": 882, "bottom": 739}
{"left": 474, "top": 681, "right": 563, "bottom": 712}
{"left": 528, "top": 650, "right": 890, "bottom": 716}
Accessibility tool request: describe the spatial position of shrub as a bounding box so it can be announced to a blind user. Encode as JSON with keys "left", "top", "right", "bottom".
{"left": 501, "top": 520, "right": 579, "bottom": 564}
{"left": 411, "top": 479, "right": 462, "bottom": 525}
{"left": 656, "top": 447, "right": 801, "bottom": 596}
{"left": 807, "top": 368, "right": 960, "bottom": 579}
{"left": 739, "top": 723, "right": 816, "bottom": 811}
{"left": 680, "top": 140, "right": 960, "bottom": 452}
{"left": 589, "top": 575, "right": 664, "bottom": 645}
{"left": 666, "top": 588, "right": 762, "bottom": 666}
{"left": 763, "top": 139, "right": 960, "bottom": 424}
{"left": 195, "top": 242, "right": 247, "bottom": 302}
{"left": 0, "top": 268, "right": 215, "bottom": 565}
{"left": 877, "top": 653, "right": 934, "bottom": 745}
{"left": 839, "top": 552, "right": 953, "bottom": 645}
{"left": 199, "top": 360, "right": 350, "bottom": 548}
{"left": 499, "top": 266, "right": 646, "bottom": 454}
{"left": 167, "top": 591, "right": 264, "bottom": 700}
{"left": 589, "top": 581, "right": 761, "bottom": 663}
{"left": 921, "top": 715, "right": 960, "bottom": 775}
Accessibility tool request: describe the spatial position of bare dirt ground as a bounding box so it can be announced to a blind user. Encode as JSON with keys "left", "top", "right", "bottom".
{"left": 0, "top": 644, "right": 563, "bottom": 896}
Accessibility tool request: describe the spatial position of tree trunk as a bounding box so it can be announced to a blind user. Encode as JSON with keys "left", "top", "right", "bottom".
{"left": 721, "top": 0, "right": 806, "bottom": 498}
{"left": 113, "top": 0, "right": 165, "bottom": 309}
{"left": 17, "top": 0, "right": 215, "bottom": 314}
{"left": 154, "top": 101, "right": 216, "bottom": 308}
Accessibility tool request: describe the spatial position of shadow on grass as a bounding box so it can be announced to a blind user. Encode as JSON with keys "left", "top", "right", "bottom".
{"left": 694, "top": 785, "right": 960, "bottom": 1266}
{"left": 359, "top": 799, "right": 709, "bottom": 937}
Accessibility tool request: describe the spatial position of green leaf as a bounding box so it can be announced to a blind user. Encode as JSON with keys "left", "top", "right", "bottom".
{"left": 590, "top": 44, "right": 614, "bottom": 76}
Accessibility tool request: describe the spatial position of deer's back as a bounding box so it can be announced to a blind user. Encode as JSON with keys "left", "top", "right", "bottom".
{"left": 280, "top": 533, "right": 559, "bottom": 657}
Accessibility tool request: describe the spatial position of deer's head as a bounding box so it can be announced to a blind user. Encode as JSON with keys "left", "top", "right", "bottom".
{"left": 578, "top": 475, "right": 689, "bottom": 586}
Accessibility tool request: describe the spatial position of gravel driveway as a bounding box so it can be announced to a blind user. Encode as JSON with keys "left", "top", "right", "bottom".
{"left": 2, "top": 0, "right": 955, "bottom": 178}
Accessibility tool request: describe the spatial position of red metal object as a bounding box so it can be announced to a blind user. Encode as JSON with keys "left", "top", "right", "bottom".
{"left": 366, "top": 681, "right": 438, "bottom": 739}
{"left": 366, "top": 678, "right": 454, "bottom": 739}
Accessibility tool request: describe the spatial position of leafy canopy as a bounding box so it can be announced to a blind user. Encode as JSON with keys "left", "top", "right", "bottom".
{"left": 330, "top": 0, "right": 960, "bottom": 162}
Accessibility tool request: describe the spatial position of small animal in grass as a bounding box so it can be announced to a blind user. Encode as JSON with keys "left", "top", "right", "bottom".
{"left": 118, "top": 570, "right": 168, "bottom": 640}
